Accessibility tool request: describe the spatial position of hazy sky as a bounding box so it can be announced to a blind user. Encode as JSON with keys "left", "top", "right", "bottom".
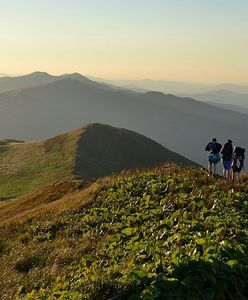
{"left": 0, "top": 0, "right": 247, "bottom": 83}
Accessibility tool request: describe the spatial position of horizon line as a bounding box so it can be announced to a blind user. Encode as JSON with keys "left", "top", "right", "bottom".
{"left": 1, "top": 71, "right": 248, "bottom": 86}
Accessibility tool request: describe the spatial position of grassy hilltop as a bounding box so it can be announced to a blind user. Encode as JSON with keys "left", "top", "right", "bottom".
{"left": 0, "top": 123, "right": 196, "bottom": 201}
{"left": 0, "top": 128, "right": 81, "bottom": 200}
{"left": 0, "top": 164, "right": 248, "bottom": 299}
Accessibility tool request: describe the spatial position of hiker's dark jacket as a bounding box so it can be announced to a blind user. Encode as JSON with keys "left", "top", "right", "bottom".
{"left": 205, "top": 142, "right": 222, "bottom": 155}
{"left": 221, "top": 142, "right": 233, "bottom": 161}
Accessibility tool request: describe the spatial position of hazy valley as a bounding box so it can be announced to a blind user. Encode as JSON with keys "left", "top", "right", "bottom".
{"left": 0, "top": 72, "right": 247, "bottom": 169}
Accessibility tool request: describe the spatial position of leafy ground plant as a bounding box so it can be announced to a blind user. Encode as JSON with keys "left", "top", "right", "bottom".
{"left": 0, "top": 164, "right": 248, "bottom": 299}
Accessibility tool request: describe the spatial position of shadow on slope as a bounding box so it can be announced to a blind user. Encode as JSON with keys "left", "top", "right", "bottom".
{"left": 0, "top": 123, "right": 196, "bottom": 201}
{"left": 74, "top": 123, "right": 197, "bottom": 180}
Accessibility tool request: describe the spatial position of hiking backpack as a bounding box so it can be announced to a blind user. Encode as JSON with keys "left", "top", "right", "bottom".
{"left": 234, "top": 147, "right": 245, "bottom": 160}
{"left": 205, "top": 142, "right": 222, "bottom": 154}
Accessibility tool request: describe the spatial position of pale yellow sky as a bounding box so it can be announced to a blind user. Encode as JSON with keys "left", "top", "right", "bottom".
{"left": 1, "top": 0, "right": 248, "bottom": 84}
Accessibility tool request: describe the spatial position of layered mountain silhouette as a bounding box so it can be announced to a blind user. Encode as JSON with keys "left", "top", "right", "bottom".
{"left": 93, "top": 78, "right": 248, "bottom": 95}
{"left": 214, "top": 83, "right": 248, "bottom": 94}
{"left": 206, "top": 102, "right": 248, "bottom": 115}
{"left": 94, "top": 78, "right": 209, "bottom": 94}
{"left": 0, "top": 72, "right": 247, "bottom": 168}
{"left": 0, "top": 123, "right": 196, "bottom": 200}
{"left": 0, "top": 72, "right": 56, "bottom": 93}
{"left": 186, "top": 89, "right": 248, "bottom": 109}
{"left": 0, "top": 71, "right": 112, "bottom": 94}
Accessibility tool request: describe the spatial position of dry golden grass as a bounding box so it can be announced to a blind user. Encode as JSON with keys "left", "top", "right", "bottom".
{"left": 0, "top": 174, "right": 111, "bottom": 227}
{"left": 0, "top": 180, "right": 83, "bottom": 225}
{"left": 0, "top": 127, "right": 85, "bottom": 200}
{"left": 0, "top": 173, "right": 109, "bottom": 299}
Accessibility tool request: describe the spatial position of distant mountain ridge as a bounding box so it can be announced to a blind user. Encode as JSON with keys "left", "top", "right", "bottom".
{"left": 0, "top": 71, "right": 113, "bottom": 94}
{"left": 185, "top": 89, "right": 248, "bottom": 109}
{"left": 0, "top": 72, "right": 247, "bottom": 168}
{"left": 3, "top": 72, "right": 248, "bottom": 94}
{"left": 206, "top": 102, "right": 248, "bottom": 115}
{"left": 0, "top": 72, "right": 56, "bottom": 93}
{"left": 89, "top": 77, "right": 248, "bottom": 94}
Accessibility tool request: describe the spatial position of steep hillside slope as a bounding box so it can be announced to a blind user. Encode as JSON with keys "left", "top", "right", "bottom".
{"left": 0, "top": 165, "right": 247, "bottom": 299}
{"left": 0, "top": 124, "right": 195, "bottom": 200}
{"left": 74, "top": 123, "right": 196, "bottom": 180}
{"left": 0, "top": 77, "right": 247, "bottom": 168}
{"left": 0, "top": 180, "right": 83, "bottom": 224}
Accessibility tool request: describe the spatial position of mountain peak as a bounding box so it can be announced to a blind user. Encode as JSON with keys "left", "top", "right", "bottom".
{"left": 28, "top": 71, "right": 53, "bottom": 78}
{"left": 145, "top": 91, "right": 165, "bottom": 97}
{"left": 71, "top": 72, "right": 83, "bottom": 77}
{"left": 62, "top": 72, "right": 89, "bottom": 80}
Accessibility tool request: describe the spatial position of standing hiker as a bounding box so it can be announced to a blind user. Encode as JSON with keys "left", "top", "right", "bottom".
{"left": 220, "top": 139, "right": 233, "bottom": 181}
{"left": 232, "top": 146, "right": 245, "bottom": 181}
{"left": 205, "top": 138, "right": 222, "bottom": 176}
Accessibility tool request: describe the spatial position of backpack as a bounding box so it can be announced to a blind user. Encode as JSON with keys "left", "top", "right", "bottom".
{"left": 234, "top": 147, "right": 245, "bottom": 160}
{"left": 206, "top": 142, "right": 222, "bottom": 155}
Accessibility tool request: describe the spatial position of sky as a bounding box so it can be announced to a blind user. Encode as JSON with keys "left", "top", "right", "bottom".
{"left": 0, "top": 0, "right": 247, "bottom": 83}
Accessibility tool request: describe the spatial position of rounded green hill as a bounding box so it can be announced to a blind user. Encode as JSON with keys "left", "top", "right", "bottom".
{"left": 0, "top": 123, "right": 196, "bottom": 200}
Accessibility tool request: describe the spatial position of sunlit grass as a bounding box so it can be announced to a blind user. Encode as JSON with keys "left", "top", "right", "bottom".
{"left": 0, "top": 128, "right": 84, "bottom": 200}
{"left": 0, "top": 164, "right": 248, "bottom": 299}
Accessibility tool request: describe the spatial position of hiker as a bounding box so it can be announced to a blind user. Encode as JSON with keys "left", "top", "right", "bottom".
{"left": 205, "top": 138, "right": 222, "bottom": 175}
{"left": 232, "top": 146, "right": 245, "bottom": 181}
{"left": 220, "top": 139, "right": 233, "bottom": 181}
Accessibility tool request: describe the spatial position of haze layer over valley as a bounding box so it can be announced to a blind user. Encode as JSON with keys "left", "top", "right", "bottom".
{"left": 0, "top": 72, "right": 247, "bottom": 168}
